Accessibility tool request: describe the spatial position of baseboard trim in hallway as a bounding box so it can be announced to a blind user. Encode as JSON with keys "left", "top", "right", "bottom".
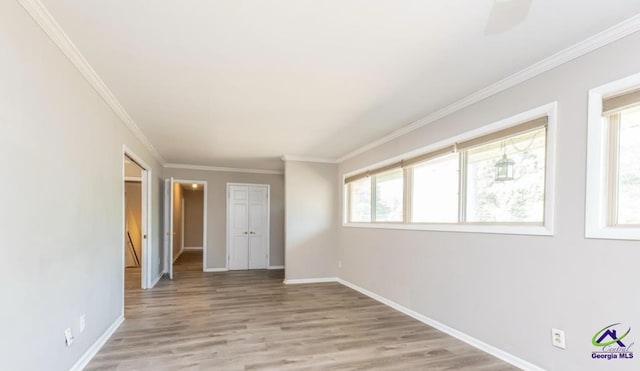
{"left": 203, "top": 267, "right": 229, "bottom": 272}
{"left": 336, "top": 278, "right": 546, "bottom": 371}
{"left": 69, "top": 315, "right": 124, "bottom": 371}
{"left": 149, "top": 272, "right": 164, "bottom": 289}
{"left": 283, "top": 277, "right": 338, "bottom": 284}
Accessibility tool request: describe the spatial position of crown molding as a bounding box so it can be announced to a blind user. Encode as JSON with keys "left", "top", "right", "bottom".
{"left": 18, "top": 0, "right": 165, "bottom": 164}
{"left": 164, "top": 163, "right": 284, "bottom": 175}
{"left": 281, "top": 155, "right": 338, "bottom": 163}
{"left": 336, "top": 13, "right": 640, "bottom": 163}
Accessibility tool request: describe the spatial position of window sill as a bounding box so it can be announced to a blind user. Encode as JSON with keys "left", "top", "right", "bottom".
{"left": 342, "top": 222, "right": 553, "bottom": 236}
{"left": 585, "top": 226, "right": 640, "bottom": 241}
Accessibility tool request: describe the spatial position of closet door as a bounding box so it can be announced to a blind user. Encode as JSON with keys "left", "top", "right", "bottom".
{"left": 248, "top": 186, "right": 268, "bottom": 269}
{"left": 228, "top": 185, "right": 249, "bottom": 270}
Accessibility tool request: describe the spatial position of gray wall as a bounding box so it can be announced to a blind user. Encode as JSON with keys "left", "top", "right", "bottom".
{"left": 0, "top": 1, "right": 164, "bottom": 370}
{"left": 163, "top": 168, "right": 285, "bottom": 269}
{"left": 184, "top": 189, "right": 204, "bottom": 247}
{"left": 285, "top": 161, "right": 339, "bottom": 280}
{"left": 338, "top": 33, "right": 640, "bottom": 371}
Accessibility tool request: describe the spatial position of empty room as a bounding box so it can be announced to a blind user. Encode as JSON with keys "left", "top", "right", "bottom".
{"left": 2, "top": 1, "right": 640, "bottom": 371}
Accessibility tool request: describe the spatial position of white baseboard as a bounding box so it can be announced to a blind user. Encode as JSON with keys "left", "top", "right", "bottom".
{"left": 173, "top": 248, "right": 184, "bottom": 263}
{"left": 337, "top": 278, "right": 545, "bottom": 371}
{"left": 283, "top": 277, "right": 338, "bottom": 284}
{"left": 184, "top": 246, "right": 203, "bottom": 251}
{"left": 149, "top": 272, "right": 164, "bottom": 289}
{"left": 203, "top": 267, "right": 228, "bottom": 272}
{"left": 69, "top": 315, "right": 124, "bottom": 371}
{"left": 268, "top": 265, "right": 284, "bottom": 270}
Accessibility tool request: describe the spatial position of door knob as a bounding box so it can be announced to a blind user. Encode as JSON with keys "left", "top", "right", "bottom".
{"left": 250, "top": 232, "right": 256, "bottom": 234}
{"left": 243, "top": 231, "right": 248, "bottom": 234}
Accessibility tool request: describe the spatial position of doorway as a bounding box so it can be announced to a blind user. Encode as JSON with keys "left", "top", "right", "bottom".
{"left": 227, "top": 183, "right": 270, "bottom": 270}
{"left": 123, "top": 148, "right": 151, "bottom": 290}
{"left": 163, "top": 178, "right": 207, "bottom": 278}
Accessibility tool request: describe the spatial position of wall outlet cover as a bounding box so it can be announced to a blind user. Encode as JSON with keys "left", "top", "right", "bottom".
{"left": 551, "top": 328, "right": 566, "bottom": 349}
{"left": 64, "top": 328, "right": 74, "bottom": 346}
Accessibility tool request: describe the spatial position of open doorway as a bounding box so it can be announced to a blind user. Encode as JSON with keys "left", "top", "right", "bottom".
{"left": 164, "top": 178, "right": 207, "bottom": 278}
{"left": 123, "top": 148, "right": 151, "bottom": 291}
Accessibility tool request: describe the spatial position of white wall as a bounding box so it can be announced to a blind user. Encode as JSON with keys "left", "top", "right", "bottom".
{"left": 284, "top": 161, "right": 339, "bottom": 280}
{"left": 337, "top": 32, "right": 640, "bottom": 371}
{"left": 163, "top": 167, "right": 285, "bottom": 269}
{"left": 0, "top": 1, "right": 164, "bottom": 370}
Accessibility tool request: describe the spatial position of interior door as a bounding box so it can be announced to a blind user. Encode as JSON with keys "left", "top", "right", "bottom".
{"left": 163, "top": 177, "right": 175, "bottom": 279}
{"left": 228, "top": 185, "right": 249, "bottom": 270}
{"left": 248, "top": 186, "right": 268, "bottom": 269}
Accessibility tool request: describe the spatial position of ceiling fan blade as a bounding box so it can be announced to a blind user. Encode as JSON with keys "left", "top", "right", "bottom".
{"left": 485, "top": 0, "right": 533, "bottom": 35}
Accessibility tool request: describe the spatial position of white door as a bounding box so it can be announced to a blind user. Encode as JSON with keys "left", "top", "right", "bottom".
{"left": 163, "top": 177, "right": 175, "bottom": 279}
{"left": 228, "top": 186, "right": 249, "bottom": 270}
{"left": 227, "top": 184, "right": 269, "bottom": 270}
{"left": 248, "top": 187, "right": 268, "bottom": 269}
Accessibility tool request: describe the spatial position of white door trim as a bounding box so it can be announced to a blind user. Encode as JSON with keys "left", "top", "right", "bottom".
{"left": 173, "top": 179, "right": 208, "bottom": 271}
{"left": 163, "top": 177, "right": 175, "bottom": 279}
{"left": 122, "top": 145, "right": 152, "bottom": 295}
{"left": 226, "top": 183, "right": 271, "bottom": 270}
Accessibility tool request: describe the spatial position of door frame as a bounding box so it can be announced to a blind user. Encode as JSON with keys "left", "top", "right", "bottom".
{"left": 122, "top": 145, "right": 152, "bottom": 292}
{"left": 226, "top": 183, "right": 271, "bottom": 270}
{"left": 172, "top": 179, "right": 208, "bottom": 272}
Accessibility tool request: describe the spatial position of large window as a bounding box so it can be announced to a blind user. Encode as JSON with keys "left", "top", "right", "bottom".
{"left": 346, "top": 168, "right": 404, "bottom": 223}
{"left": 374, "top": 168, "right": 404, "bottom": 222}
{"left": 610, "top": 107, "right": 640, "bottom": 225}
{"left": 464, "top": 127, "right": 546, "bottom": 223}
{"left": 344, "top": 104, "right": 556, "bottom": 235}
{"left": 411, "top": 153, "right": 459, "bottom": 223}
{"left": 586, "top": 76, "right": 640, "bottom": 240}
{"left": 348, "top": 176, "right": 371, "bottom": 222}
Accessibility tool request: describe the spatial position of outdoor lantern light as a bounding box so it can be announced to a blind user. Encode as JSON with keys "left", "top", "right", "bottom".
{"left": 495, "top": 153, "right": 515, "bottom": 181}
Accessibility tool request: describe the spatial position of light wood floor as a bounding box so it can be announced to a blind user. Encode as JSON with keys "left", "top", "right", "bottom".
{"left": 90, "top": 251, "right": 516, "bottom": 370}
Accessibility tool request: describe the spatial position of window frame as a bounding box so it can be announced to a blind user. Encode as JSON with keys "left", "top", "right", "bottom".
{"left": 586, "top": 74, "right": 640, "bottom": 240}
{"left": 342, "top": 102, "right": 557, "bottom": 236}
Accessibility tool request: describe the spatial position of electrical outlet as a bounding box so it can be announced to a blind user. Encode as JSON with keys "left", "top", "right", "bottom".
{"left": 64, "top": 328, "right": 74, "bottom": 346}
{"left": 551, "top": 328, "right": 566, "bottom": 349}
{"left": 80, "top": 315, "right": 86, "bottom": 333}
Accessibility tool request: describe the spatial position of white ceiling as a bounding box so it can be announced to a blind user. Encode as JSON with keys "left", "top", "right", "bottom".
{"left": 40, "top": 0, "right": 640, "bottom": 170}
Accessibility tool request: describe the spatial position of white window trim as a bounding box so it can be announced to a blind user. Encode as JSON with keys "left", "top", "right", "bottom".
{"left": 342, "top": 102, "right": 558, "bottom": 236}
{"left": 585, "top": 73, "right": 640, "bottom": 241}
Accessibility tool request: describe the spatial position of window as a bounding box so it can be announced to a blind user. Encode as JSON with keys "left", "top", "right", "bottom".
{"left": 411, "top": 153, "right": 459, "bottom": 223}
{"left": 374, "top": 168, "right": 404, "bottom": 222}
{"left": 343, "top": 103, "right": 556, "bottom": 235}
{"left": 348, "top": 176, "right": 371, "bottom": 222}
{"left": 615, "top": 108, "right": 640, "bottom": 225}
{"left": 464, "top": 127, "right": 546, "bottom": 223}
{"left": 586, "top": 76, "right": 640, "bottom": 240}
{"left": 346, "top": 168, "right": 404, "bottom": 223}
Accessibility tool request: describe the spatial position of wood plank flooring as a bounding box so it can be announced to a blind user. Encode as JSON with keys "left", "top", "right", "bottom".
{"left": 88, "top": 251, "right": 516, "bottom": 370}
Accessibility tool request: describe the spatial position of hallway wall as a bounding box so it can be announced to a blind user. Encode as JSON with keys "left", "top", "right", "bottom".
{"left": 183, "top": 189, "right": 204, "bottom": 248}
